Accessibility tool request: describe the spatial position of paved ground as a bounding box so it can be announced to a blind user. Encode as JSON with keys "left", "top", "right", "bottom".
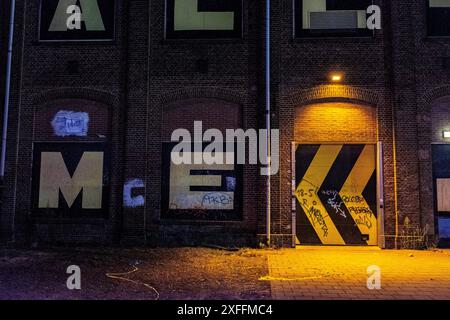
{"left": 267, "top": 246, "right": 450, "bottom": 300}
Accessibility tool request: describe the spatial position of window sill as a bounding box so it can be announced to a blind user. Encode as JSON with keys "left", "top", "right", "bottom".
{"left": 31, "top": 217, "right": 108, "bottom": 224}
{"left": 31, "top": 40, "right": 118, "bottom": 46}
{"left": 424, "top": 36, "right": 450, "bottom": 41}
{"left": 290, "top": 35, "right": 378, "bottom": 44}
{"left": 161, "top": 38, "right": 246, "bottom": 45}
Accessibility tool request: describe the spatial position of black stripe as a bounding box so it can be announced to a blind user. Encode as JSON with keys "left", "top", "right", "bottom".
{"left": 189, "top": 170, "right": 234, "bottom": 192}
{"left": 198, "top": 0, "right": 239, "bottom": 11}
{"left": 362, "top": 170, "right": 377, "bottom": 218}
{"left": 326, "top": 0, "right": 371, "bottom": 10}
{"left": 295, "top": 145, "right": 322, "bottom": 244}
{"left": 295, "top": 145, "right": 320, "bottom": 183}
{"left": 318, "top": 144, "right": 366, "bottom": 245}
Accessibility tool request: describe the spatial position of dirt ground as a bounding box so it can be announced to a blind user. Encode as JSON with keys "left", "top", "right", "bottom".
{"left": 0, "top": 247, "right": 271, "bottom": 300}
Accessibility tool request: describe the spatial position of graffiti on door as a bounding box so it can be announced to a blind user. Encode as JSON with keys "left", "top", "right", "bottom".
{"left": 295, "top": 144, "right": 377, "bottom": 245}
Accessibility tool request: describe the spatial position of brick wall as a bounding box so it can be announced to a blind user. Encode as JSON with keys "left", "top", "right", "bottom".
{"left": 1, "top": 0, "right": 449, "bottom": 248}
{"left": 1, "top": 0, "right": 125, "bottom": 244}
{"left": 156, "top": 98, "right": 258, "bottom": 247}
{"left": 0, "top": 0, "right": 261, "bottom": 246}
{"left": 162, "top": 99, "right": 242, "bottom": 140}
{"left": 294, "top": 102, "right": 377, "bottom": 143}
{"left": 270, "top": 0, "right": 393, "bottom": 247}
{"left": 143, "top": 0, "right": 260, "bottom": 247}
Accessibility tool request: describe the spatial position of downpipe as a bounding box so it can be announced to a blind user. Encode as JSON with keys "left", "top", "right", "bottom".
{"left": 265, "top": 0, "right": 271, "bottom": 246}
{"left": 1, "top": 0, "right": 16, "bottom": 180}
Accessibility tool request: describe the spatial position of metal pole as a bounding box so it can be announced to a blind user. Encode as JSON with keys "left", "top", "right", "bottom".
{"left": 1, "top": 0, "right": 16, "bottom": 179}
{"left": 265, "top": 0, "right": 271, "bottom": 246}
{"left": 377, "top": 141, "right": 386, "bottom": 248}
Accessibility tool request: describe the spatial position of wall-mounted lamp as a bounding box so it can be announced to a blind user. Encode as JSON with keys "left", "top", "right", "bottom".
{"left": 330, "top": 72, "right": 344, "bottom": 83}
{"left": 443, "top": 131, "right": 450, "bottom": 139}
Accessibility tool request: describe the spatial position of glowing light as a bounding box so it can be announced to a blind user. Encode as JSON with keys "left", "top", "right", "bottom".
{"left": 444, "top": 131, "right": 450, "bottom": 139}
{"left": 330, "top": 73, "right": 343, "bottom": 82}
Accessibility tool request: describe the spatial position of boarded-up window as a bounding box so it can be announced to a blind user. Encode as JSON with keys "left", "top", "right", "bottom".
{"left": 161, "top": 99, "right": 243, "bottom": 221}
{"left": 294, "top": 0, "right": 373, "bottom": 37}
{"left": 165, "top": 0, "right": 242, "bottom": 39}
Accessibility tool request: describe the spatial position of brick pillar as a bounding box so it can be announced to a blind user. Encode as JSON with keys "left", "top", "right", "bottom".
{"left": 389, "top": 0, "right": 422, "bottom": 247}
{"left": 121, "top": 0, "right": 150, "bottom": 244}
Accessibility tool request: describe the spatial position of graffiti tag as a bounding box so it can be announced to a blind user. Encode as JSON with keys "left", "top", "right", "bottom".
{"left": 348, "top": 206, "right": 374, "bottom": 229}
{"left": 297, "top": 180, "right": 329, "bottom": 237}
{"left": 201, "top": 193, "right": 233, "bottom": 206}
{"left": 52, "top": 110, "right": 89, "bottom": 137}
{"left": 307, "top": 206, "right": 329, "bottom": 237}
{"left": 322, "top": 190, "right": 346, "bottom": 218}
{"left": 123, "top": 179, "right": 145, "bottom": 208}
{"left": 341, "top": 195, "right": 364, "bottom": 204}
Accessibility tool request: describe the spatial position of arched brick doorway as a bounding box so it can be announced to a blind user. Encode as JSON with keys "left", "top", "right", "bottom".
{"left": 293, "top": 102, "right": 379, "bottom": 246}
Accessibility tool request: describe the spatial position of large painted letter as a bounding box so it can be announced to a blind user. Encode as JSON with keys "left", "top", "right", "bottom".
{"left": 162, "top": 142, "right": 242, "bottom": 221}
{"left": 38, "top": 151, "right": 104, "bottom": 209}
{"left": 174, "top": 0, "right": 234, "bottom": 31}
{"left": 40, "top": 0, "right": 115, "bottom": 41}
{"left": 49, "top": 0, "right": 105, "bottom": 31}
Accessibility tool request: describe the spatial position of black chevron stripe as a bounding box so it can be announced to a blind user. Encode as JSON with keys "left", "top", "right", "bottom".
{"left": 318, "top": 144, "right": 366, "bottom": 245}
{"left": 362, "top": 170, "right": 378, "bottom": 218}
{"left": 295, "top": 145, "right": 322, "bottom": 244}
{"left": 198, "top": 0, "right": 239, "bottom": 11}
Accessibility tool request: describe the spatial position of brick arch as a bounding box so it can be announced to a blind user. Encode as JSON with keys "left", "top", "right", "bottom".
{"left": 32, "top": 88, "right": 116, "bottom": 107}
{"left": 416, "top": 86, "right": 450, "bottom": 147}
{"left": 425, "top": 95, "right": 450, "bottom": 144}
{"left": 161, "top": 98, "right": 242, "bottom": 141}
{"left": 415, "top": 86, "right": 450, "bottom": 238}
{"left": 420, "top": 86, "right": 450, "bottom": 105}
{"left": 286, "top": 85, "right": 381, "bottom": 108}
{"left": 157, "top": 87, "right": 247, "bottom": 107}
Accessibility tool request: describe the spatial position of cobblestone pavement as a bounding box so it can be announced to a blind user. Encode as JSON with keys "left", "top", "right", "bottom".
{"left": 267, "top": 246, "right": 450, "bottom": 300}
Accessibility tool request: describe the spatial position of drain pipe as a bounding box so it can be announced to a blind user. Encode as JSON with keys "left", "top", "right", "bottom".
{"left": 1, "top": 0, "right": 16, "bottom": 179}
{"left": 265, "top": 0, "right": 271, "bottom": 246}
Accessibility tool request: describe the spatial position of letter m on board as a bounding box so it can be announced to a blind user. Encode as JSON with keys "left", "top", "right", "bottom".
{"left": 49, "top": 0, "right": 106, "bottom": 31}
{"left": 38, "top": 152, "right": 104, "bottom": 209}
